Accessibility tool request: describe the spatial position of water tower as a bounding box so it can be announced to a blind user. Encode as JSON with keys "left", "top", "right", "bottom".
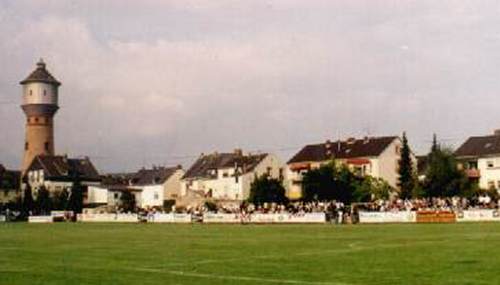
{"left": 20, "top": 59, "right": 61, "bottom": 173}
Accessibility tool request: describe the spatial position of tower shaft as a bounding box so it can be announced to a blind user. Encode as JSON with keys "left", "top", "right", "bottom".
{"left": 21, "top": 105, "right": 58, "bottom": 173}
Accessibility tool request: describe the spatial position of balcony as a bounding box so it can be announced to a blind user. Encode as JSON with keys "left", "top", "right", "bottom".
{"left": 465, "top": 169, "right": 481, "bottom": 178}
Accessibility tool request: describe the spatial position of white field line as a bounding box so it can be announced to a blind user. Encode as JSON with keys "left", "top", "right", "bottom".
{"left": 130, "top": 267, "right": 352, "bottom": 285}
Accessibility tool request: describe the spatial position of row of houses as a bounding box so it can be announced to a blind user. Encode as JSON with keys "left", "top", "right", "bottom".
{"left": 3, "top": 130, "right": 500, "bottom": 210}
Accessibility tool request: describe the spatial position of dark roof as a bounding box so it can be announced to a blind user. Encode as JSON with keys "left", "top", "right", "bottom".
{"left": 28, "top": 155, "right": 100, "bottom": 181}
{"left": 455, "top": 135, "right": 500, "bottom": 157}
{"left": 130, "top": 166, "right": 181, "bottom": 185}
{"left": 101, "top": 173, "right": 135, "bottom": 187}
{"left": 20, "top": 59, "right": 61, "bottom": 86}
{"left": 102, "top": 166, "right": 181, "bottom": 187}
{"left": 288, "top": 136, "right": 398, "bottom": 164}
{"left": 183, "top": 152, "right": 268, "bottom": 179}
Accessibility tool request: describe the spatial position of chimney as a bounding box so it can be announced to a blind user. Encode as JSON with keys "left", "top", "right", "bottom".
{"left": 494, "top": 130, "right": 500, "bottom": 136}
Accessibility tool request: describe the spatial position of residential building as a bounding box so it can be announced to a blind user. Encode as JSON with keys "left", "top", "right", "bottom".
{"left": 286, "top": 136, "right": 415, "bottom": 199}
{"left": 181, "top": 149, "right": 283, "bottom": 205}
{"left": 25, "top": 155, "right": 101, "bottom": 196}
{"left": 87, "top": 166, "right": 184, "bottom": 209}
{"left": 455, "top": 130, "right": 500, "bottom": 190}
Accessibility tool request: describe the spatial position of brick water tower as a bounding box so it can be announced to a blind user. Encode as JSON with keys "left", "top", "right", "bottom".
{"left": 20, "top": 59, "right": 61, "bottom": 174}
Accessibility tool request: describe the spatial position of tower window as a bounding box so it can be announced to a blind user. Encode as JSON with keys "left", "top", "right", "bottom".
{"left": 44, "top": 142, "right": 49, "bottom": 151}
{"left": 25, "top": 142, "right": 29, "bottom": 150}
{"left": 43, "top": 90, "right": 46, "bottom": 96}
{"left": 34, "top": 117, "right": 39, "bottom": 123}
{"left": 29, "top": 90, "right": 33, "bottom": 96}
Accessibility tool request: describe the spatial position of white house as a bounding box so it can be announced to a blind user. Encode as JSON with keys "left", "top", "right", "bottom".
{"left": 286, "top": 136, "right": 415, "bottom": 200}
{"left": 87, "top": 166, "right": 184, "bottom": 209}
{"left": 181, "top": 149, "right": 283, "bottom": 205}
{"left": 455, "top": 130, "right": 500, "bottom": 190}
{"left": 130, "top": 166, "right": 184, "bottom": 208}
{"left": 25, "top": 155, "right": 101, "bottom": 197}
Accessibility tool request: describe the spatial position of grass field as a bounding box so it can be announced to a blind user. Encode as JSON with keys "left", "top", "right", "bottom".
{"left": 1, "top": 223, "right": 500, "bottom": 285}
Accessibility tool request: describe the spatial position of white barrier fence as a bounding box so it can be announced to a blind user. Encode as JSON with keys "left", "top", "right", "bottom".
{"left": 203, "top": 213, "right": 242, "bottom": 223}
{"left": 78, "top": 213, "right": 139, "bottom": 223}
{"left": 149, "top": 213, "right": 192, "bottom": 223}
{"left": 358, "top": 211, "right": 416, "bottom": 224}
{"left": 456, "top": 210, "right": 500, "bottom": 222}
{"left": 250, "top": 213, "right": 326, "bottom": 224}
{"left": 28, "top": 216, "right": 54, "bottom": 223}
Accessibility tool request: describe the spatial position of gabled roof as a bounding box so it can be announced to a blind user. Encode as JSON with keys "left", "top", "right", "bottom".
{"left": 183, "top": 152, "right": 268, "bottom": 180}
{"left": 455, "top": 135, "right": 500, "bottom": 157}
{"left": 102, "top": 166, "right": 182, "bottom": 187}
{"left": 101, "top": 173, "right": 135, "bottom": 187}
{"left": 28, "top": 155, "right": 100, "bottom": 181}
{"left": 20, "top": 59, "right": 61, "bottom": 86}
{"left": 288, "top": 136, "right": 398, "bottom": 164}
{"left": 130, "top": 166, "right": 181, "bottom": 186}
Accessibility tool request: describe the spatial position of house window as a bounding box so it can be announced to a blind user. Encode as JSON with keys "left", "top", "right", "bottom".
{"left": 266, "top": 167, "right": 272, "bottom": 175}
{"left": 468, "top": 161, "right": 478, "bottom": 169}
{"left": 44, "top": 142, "right": 49, "bottom": 151}
{"left": 223, "top": 172, "right": 229, "bottom": 178}
{"left": 43, "top": 90, "right": 46, "bottom": 96}
{"left": 25, "top": 142, "right": 29, "bottom": 150}
{"left": 487, "top": 161, "right": 494, "bottom": 168}
{"left": 114, "top": 193, "right": 119, "bottom": 199}
{"left": 34, "top": 117, "right": 39, "bottom": 123}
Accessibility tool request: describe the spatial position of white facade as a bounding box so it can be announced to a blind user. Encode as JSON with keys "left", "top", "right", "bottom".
{"left": 181, "top": 154, "right": 283, "bottom": 202}
{"left": 87, "top": 168, "right": 184, "bottom": 209}
{"left": 22, "top": 82, "right": 58, "bottom": 106}
{"left": 27, "top": 168, "right": 100, "bottom": 195}
{"left": 460, "top": 156, "right": 500, "bottom": 190}
{"left": 87, "top": 186, "right": 108, "bottom": 204}
{"left": 139, "top": 185, "right": 164, "bottom": 208}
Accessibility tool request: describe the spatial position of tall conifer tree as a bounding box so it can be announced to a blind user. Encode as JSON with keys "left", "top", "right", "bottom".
{"left": 397, "top": 132, "right": 415, "bottom": 199}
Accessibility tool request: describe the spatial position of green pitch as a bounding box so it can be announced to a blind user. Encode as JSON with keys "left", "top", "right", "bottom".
{"left": 1, "top": 223, "right": 500, "bottom": 285}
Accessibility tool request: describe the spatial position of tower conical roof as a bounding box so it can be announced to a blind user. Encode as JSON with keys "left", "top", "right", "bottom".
{"left": 20, "top": 59, "right": 61, "bottom": 86}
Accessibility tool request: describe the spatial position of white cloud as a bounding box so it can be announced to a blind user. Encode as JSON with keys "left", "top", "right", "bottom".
{"left": 2, "top": 1, "right": 500, "bottom": 171}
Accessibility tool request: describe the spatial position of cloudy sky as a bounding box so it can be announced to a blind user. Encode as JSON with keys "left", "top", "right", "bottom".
{"left": 1, "top": 0, "right": 500, "bottom": 172}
